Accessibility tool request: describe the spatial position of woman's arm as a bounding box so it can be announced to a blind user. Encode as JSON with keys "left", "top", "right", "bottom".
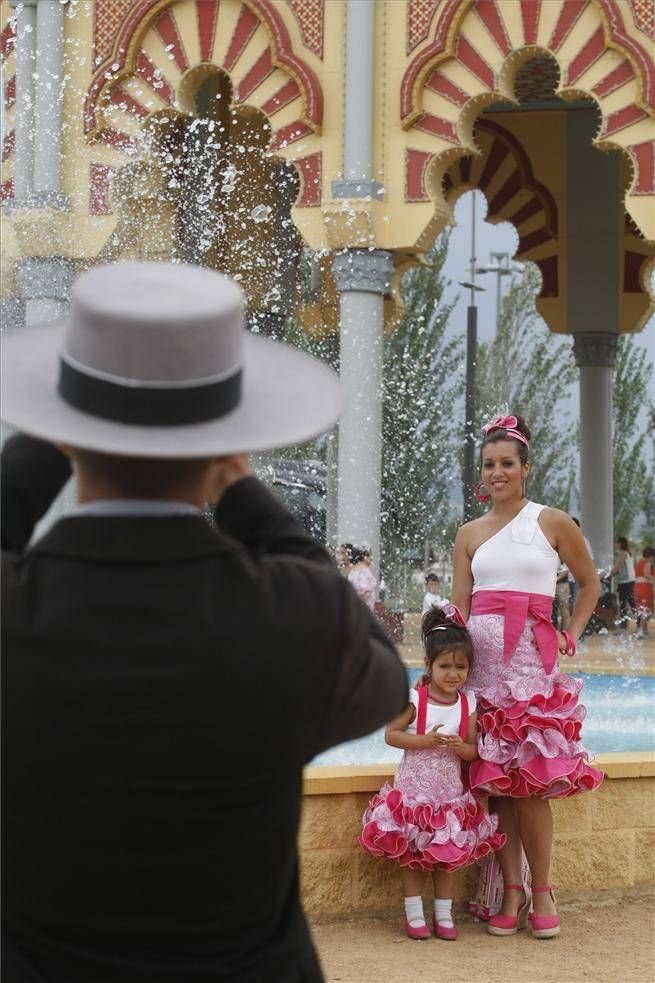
{"left": 546, "top": 510, "right": 600, "bottom": 640}
{"left": 451, "top": 525, "right": 474, "bottom": 621}
{"left": 444, "top": 709, "right": 479, "bottom": 761}
{"left": 610, "top": 549, "right": 625, "bottom": 576}
{"left": 644, "top": 559, "right": 655, "bottom": 585}
{"left": 384, "top": 703, "right": 445, "bottom": 751}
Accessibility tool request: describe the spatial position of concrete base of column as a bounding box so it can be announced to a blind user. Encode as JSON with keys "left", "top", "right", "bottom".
{"left": 573, "top": 332, "right": 617, "bottom": 571}
{"left": 17, "top": 256, "right": 75, "bottom": 327}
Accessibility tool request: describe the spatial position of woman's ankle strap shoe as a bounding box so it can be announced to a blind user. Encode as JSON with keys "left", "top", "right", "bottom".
{"left": 487, "top": 887, "right": 530, "bottom": 936}
{"left": 529, "top": 885, "right": 560, "bottom": 938}
{"left": 433, "top": 915, "right": 457, "bottom": 940}
{"left": 404, "top": 918, "right": 431, "bottom": 940}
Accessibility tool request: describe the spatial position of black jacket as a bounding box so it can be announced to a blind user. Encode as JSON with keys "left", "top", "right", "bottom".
{"left": 1, "top": 435, "right": 407, "bottom": 983}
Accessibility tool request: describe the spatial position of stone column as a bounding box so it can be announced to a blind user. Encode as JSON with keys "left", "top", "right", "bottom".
{"left": 331, "top": 0, "right": 383, "bottom": 200}
{"left": 33, "top": 0, "right": 68, "bottom": 207}
{"left": 573, "top": 332, "right": 618, "bottom": 570}
{"left": 10, "top": 0, "right": 37, "bottom": 202}
{"left": 332, "top": 249, "right": 394, "bottom": 568}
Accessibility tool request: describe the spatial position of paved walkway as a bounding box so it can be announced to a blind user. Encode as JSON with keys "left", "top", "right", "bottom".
{"left": 310, "top": 893, "right": 655, "bottom": 983}
{"left": 399, "top": 618, "right": 655, "bottom": 675}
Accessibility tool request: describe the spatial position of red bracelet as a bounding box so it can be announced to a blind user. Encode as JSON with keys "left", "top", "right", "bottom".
{"left": 561, "top": 630, "right": 577, "bottom": 657}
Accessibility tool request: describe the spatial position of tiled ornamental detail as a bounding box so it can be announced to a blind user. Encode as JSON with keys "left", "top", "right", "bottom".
{"left": 629, "top": 0, "right": 655, "bottom": 40}
{"left": 94, "top": 0, "right": 137, "bottom": 66}
{"left": 407, "top": 0, "right": 440, "bottom": 54}
{"left": 288, "top": 0, "right": 325, "bottom": 59}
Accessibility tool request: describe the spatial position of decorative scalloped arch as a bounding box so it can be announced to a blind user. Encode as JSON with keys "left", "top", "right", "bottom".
{"left": 400, "top": 0, "right": 655, "bottom": 238}
{"left": 443, "top": 118, "right": 560, "bottom": 298}
{"left": 84, "top": 0, "right": 323, "bottom": 146}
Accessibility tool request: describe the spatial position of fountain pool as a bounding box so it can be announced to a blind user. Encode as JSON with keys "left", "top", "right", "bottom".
{"left": 311, "top": 670, "right": 655, "bottom": 766}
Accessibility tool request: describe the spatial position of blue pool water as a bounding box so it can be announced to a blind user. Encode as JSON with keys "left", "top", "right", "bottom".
{"left": 312, "top": 671, "right": 655, "bottom": 766}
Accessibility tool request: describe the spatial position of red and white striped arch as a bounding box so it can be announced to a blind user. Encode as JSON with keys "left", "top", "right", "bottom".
{"left": 85, "top": 0, "right": 323, "bottom": 207}
{"left": 401, "top": 0, "right": 655, "bottom": 239}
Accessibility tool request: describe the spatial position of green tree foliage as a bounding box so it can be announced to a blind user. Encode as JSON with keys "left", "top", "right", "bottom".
{"left": 475, "top": 264, "right": 578, "bottom": 512}
{"left": 381, "top": 234, "right": 462, "bottom": 567}
{"left": 612, "top": 334, "right": 655, "bottom": 540}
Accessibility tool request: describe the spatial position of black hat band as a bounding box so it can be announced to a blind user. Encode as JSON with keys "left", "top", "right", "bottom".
{"left": 58, "top": 357, "right": 242, "bottom": 426}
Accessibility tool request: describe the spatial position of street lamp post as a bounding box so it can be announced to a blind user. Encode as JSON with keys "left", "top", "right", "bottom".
{"left": 476, "top": 252, "right": 523, "bottom": 335}
{"left": 459, "top": 194, "right": 485, "bottom": 523}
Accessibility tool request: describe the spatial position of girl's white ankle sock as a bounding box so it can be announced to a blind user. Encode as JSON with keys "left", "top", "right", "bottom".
{"left": 404, "top": 895, "right": 426, "bottom": 928}
{"left": 434, "top": 898, "right": 453, "bottom": 927}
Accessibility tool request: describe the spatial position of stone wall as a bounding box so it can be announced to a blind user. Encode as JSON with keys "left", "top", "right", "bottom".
{"left": 299, "top": 753, "right": 655, "bottom": 916}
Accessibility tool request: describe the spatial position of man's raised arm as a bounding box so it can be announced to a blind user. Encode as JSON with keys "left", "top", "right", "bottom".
{"left": 1, "top": 434, "right": 72, "bottom": 552}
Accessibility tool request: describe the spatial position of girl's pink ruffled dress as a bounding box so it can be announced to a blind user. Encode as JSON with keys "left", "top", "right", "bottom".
{"left": 360, "top": 687, "right": 505, "bottom": 871}
{"left": 467, "top": 502, "right": 604, "bottom": 799}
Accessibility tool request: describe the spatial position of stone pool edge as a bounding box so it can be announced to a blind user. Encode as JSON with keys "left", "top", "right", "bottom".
{"left": 299, "top": 752, "right": 655, "bottom": 916}
{"left": 302, "top": 750, "right": 655, "bottom": 793}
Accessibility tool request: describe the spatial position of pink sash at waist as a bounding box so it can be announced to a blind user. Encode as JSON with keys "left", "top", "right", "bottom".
{"left": 470, "top": 590, "right": 558, "bottom": 675}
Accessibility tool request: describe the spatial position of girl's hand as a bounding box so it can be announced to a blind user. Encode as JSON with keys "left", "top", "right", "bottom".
{"left": 443, "top": 733, "right": 465, "bottom": 753}
{"left": 421, "top": 724, "right": 446, "bottom": 748}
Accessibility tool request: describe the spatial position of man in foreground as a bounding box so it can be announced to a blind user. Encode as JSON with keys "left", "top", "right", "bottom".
{"left": 1, "top": 261, "right": 407, "bottom": 982}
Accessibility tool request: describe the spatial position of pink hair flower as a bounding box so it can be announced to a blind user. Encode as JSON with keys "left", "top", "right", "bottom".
{"left": 482, "top": 414, "right": 518, "bottom": 435}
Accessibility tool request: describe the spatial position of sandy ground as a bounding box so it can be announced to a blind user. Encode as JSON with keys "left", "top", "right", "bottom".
{"left": 310, "top": 893, "right": 655, "bottom": 983}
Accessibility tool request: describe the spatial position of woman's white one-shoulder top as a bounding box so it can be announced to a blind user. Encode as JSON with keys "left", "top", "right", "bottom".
{"left": 471, "top": 502, "right": 559, "bottom": 597}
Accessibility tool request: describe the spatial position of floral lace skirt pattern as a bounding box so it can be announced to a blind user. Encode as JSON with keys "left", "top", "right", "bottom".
{"left": 360, "top": 747, "right": 505, "bottom": 871}
{"left": 467, "top": 614, "right": 604, "bottom": 799}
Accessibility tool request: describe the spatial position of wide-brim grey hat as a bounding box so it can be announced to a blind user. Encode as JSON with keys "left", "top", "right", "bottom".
{"left": 1, "top": 261, "right": 341, "bottom": 458}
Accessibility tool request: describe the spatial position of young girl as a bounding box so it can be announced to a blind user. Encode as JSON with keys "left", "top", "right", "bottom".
{"left": 360, "top": 603, "right": 505, "bottom": 940}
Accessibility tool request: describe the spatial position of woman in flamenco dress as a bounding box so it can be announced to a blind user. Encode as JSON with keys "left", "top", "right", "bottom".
{"left": 451, "top": 414, "right": 604, "bottom": 939}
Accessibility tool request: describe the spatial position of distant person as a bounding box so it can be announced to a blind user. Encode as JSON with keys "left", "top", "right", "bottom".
{"left": 348, "top": 546, "right": 378, "bottom": 610}
{"left": 612, "top": 535, "right": 636, "bottom": 630}
{"left": 634, "top": 546, "right": 654, "bottom": 639}
{"left": 337, "top": 542, "right": 354, "bottom": 578}
{"left": 1, "top": 261, "right": 408, "bottom": 983}
{"left": 422, "top": 572, "right": 446, "bottom": 614}
{"left": 360, "top": 603, "right": 505, "bottom": 940}
{"left": 568, "top": 517, "right": 593, "bottom": 607}
{"left": 555, "top": 564, "right": 571, "bottom": 630}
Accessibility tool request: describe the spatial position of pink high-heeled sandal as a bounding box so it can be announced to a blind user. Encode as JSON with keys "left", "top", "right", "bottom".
{"left": 487, "top": 884, "right": 531, "bottom": 936}
{"left": 528, "top": 885, "right": 560, "bottom": 939}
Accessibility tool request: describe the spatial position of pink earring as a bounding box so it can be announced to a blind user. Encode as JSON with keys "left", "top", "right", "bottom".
{"left": 475, "top": 482, "right": 491, "bottom": 503}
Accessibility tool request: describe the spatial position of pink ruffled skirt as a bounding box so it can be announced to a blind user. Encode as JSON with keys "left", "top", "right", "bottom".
{"left": 467, "top": 613, "right": 604, "bottom": 799}
{"left": 360, "top": 748, "right": 505, "bottom": 872}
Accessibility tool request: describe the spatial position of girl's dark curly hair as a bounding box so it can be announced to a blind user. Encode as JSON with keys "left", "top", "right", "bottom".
{"left": 421, "top": 605, "right": 473, "bottom": 669}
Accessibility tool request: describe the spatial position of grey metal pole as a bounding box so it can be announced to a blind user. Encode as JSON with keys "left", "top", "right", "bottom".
{"left": 462, "top": 193, "right": 480, "bottom": 522}
{"left": 463, "top": 303, "right": 478, "bottom": 522}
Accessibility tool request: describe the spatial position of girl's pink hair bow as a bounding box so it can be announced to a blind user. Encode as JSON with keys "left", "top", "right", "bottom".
{"left": 425, "top": 602, "right": 468, "bottom": 634}
{"left": 482, "top": 414, "right": 528, "bottom": 447}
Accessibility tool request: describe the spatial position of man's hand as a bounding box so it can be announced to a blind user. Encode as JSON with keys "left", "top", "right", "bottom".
{"left": 209, "top": 455, "right": 253, "bottom": 503}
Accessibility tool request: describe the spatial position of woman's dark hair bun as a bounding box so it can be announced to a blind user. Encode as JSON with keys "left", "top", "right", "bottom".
{"left": 513, "top": 415, "right": 531, "bottom": 442}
